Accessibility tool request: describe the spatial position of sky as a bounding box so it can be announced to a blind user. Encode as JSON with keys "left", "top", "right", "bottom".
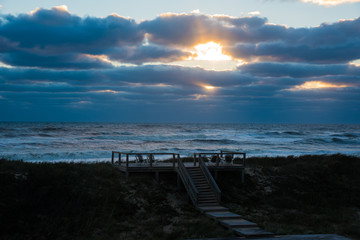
{"left": 0, "top": 0, "right": 359, "bottom": 123}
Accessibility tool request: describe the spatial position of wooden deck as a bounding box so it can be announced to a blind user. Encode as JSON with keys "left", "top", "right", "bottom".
{"left": 111, "top": 151, "right": 246, "bottom": 183}
{"left": 111, "top": 151, "right": 245, "bottom": 174}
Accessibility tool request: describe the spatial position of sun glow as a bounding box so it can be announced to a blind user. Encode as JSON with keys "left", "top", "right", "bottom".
{"left": 290, "top": 81, "right": 349, "bottom": 91}
{"left": 204, "top": 85, "right": 216, "bottom": 90}
{"left": 193, "top": 42, "right": 232, "bottom": 61}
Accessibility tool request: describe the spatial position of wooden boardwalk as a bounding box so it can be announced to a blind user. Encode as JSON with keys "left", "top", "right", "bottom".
{"left": 110, "top": 151, "right": 352, "bottom": 240}
{"left": 111, "top": 151, "right": 246, "bottom": 181}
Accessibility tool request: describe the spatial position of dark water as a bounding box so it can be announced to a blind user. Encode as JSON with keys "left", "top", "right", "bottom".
{"left": 0, "top": 122, "right": 359, "bottom": 162}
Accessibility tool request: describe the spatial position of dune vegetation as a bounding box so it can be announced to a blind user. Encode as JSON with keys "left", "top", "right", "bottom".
{"left": 1, "top": 154, "right": 359, "bottom": 239}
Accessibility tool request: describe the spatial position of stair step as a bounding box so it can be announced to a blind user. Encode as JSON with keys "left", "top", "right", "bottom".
{"left": 233, "top": 227, "right": 274, "bottom": 237}
{"left": 205, "top": 211, "right": 241, "bottom": 220}
{"left": 198, "top": 199, "right": 218, "bottom": 202}
{"left": 197, "top": 206, "right": 229, "bottom": 212}
{"left": 198, "top": 203, "right": 219, "bottom": 207}
{"left": 199, "top": 193, "right": 216, "bottom": 196}
{"left": 198, "top": 197, "right": 217, "bottom": 200}
{"left": 219, "top": 219, "right": 257, "bottom": 229}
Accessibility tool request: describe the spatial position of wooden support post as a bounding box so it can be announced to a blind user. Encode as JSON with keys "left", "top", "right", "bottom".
{"left": 149, "top": 154, "right": 153, "bottom": 168}
{"left": 126, "top": 154, "right": 129, "bottom": 169}
{"left": 216, "top": 155, "right": 219, "bottom": 167}
{"left": 193, "top": 153, "right": 196, "bottom": 166}
{"left": 241, "top": 169, "right": 245, "bottom": 184}
{"left": 111, "top": 151, "right": 114, "bottom": 164}
{"left": 118, "top": 153, "right": 121, "bottom": 165}
{"left": 155, "top": 171, "right": 159, "bottom": 182}
{"left": 172, "top": 154, "right": 175, "bottom": 167}
{"left": 177, "top": 173, "right": 182, "bottom": 190}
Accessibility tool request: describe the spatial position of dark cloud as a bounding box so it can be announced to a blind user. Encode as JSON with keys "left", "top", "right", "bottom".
{"left": 0, "top": 51, "right": 113, "bottom": 69}
{"left": 0, "top": 8, "right": 360, "bottom": 122}
{"left": 227, "top": 40, "right": 360, "bottom": 63}
{"left": 239, "top": 62, "right": 360, "bottom": 78}
{"left": 107, "top": 44, "right": 191, "bottom": 64}
{"left": 0, "top": 7, "right": 142, "bottom": 51}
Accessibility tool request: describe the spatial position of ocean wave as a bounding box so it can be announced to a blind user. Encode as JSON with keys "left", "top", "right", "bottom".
{"left": 331, "top": 133, "right": 358, "bottom": 139}
{"left": 187, "top": 139, "right": 240, "bottom": 145}
{"left": 283, "top": 131, "right": 304, "bottom": 136}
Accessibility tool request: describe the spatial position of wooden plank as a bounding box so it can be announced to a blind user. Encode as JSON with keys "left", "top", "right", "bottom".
{"left": 219, "top": 219, "right": 257, "bottom": 228}
{"left": 233, "top": 227, "right": 274, "bottom": 237}
{"left": 197, "top": 205, "right": 229, "bottom": 213}
{"left": 205, "top": 211, "right": 241, "bottom": 220}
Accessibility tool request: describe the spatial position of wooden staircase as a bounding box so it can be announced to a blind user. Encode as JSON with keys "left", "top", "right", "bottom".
{"left": 186, "top": 167, "right": 219, "bottom": 207}
{"left": 177, "top": 158, "right": 274, "bottom": 238}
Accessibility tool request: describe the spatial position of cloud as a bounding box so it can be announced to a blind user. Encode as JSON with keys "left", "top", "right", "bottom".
{"left": 301, "top": 0, "right": 360, "bottom": 6}
{"left": 0, "top": 8, "right": 360, "bottom": 122}
{"left": 107, "top": 44, "right": 192, "bottom": 64}
{"left": 0, "top": 6, "right": 142, "bottom": 53}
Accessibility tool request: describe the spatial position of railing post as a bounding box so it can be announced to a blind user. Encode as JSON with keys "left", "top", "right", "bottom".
{"left": 172, "top": 154, "right": 175, "bottom": 167}
{"left": 216, "top": 154, "right": 219, "bottom": 167}
{"left": 111, "top": 151, "right": 114, "bottom": 164}
{"left": 149, "top": 154, "right": 153, "bottom": 168}
{"left": 118, "top": 153, "right": 121, "bottom": 165}
{"left": 126, "top": 154, "right": 129, "bottom": 169}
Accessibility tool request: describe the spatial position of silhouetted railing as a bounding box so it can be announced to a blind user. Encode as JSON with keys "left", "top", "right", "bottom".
{"left": 199, "top": 157, "right": 221, "bottom": 203}
{"left": 177, "top": 158, "right": 199, "bottom": 206}
{"left": 111, "top": 152, "right": 179, "bottom": 168}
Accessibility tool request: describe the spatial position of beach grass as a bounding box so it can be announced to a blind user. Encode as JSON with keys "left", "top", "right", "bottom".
{"left": 1, "top": 154, "right": 360, "bottom": 239}
{"left": 217, "top": 154, "right": 360, "bottom": 239}
{"left": 0, "top": 159, "right": 233, "bottom": 240}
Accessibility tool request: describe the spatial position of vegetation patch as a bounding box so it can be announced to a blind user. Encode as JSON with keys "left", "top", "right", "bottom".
{"left": 0, "top": 159, "right": 233, "bottom": 240}
{"left": 217, "top": 154, "right": 360, "bottom": 239}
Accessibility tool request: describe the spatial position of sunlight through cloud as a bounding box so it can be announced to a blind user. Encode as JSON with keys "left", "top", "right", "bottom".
{"left": 192, "top": 42, "right": 231, "bottom": 61}
{"left": 289, "top": 81, "right": 349, "bottom": 91}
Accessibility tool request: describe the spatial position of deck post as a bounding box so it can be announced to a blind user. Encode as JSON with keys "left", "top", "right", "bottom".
{"left": 149, "top": 154, "right": 153, "bottom": 168}
{"left": 118, "top": 153, "right": 121, "bottom": 165}
{"left": 172, "top": 154, "right": 175, "bottom": 167}
{"left": 216, "top": 154, "right": 219, "bottom": 167}
{"left": 241, "top": 169, "right": 245, "bottom": 183}
{"left": 126, "top": 154, "right": 129, "bottom": 169}
{"left": 193, "top": 153, "right": 196, "bottom": 166}
{"left": 111, "top": 151, "right": 114, "bottom": 164}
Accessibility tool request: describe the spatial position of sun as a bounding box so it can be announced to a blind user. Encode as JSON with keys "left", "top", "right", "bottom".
{"left": 192, "top": 42, "right": 232, "bottom": 61}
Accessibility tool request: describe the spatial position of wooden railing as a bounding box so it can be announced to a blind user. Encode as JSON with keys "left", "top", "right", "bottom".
{"left": 111, "top": 152, "right": 179, "bottom": 169}
{"left": 220, "top": 150, "right": 246, "bottom": 165}
{"left": 199, "top": 157, "right": 221, "bottom": 202}
{"left": 177, "top": 158, "right": 199, "bottom": 206}
{"left": 193, "top": 152, "right": 222, "bottom": 166}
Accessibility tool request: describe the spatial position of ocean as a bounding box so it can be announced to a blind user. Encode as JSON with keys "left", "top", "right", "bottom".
{"left": 0, "top": 122, "right": 359, "bottom": 162}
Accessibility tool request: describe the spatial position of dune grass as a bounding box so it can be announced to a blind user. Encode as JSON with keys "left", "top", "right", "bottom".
{"left": 1, "top": 154, "right": 360, "bottom": 239}
{"left": 217, "top": 154, "right": 360, "bottom": 239}
{"left": 0, "top": 159, "right": 233, "bottom": 240}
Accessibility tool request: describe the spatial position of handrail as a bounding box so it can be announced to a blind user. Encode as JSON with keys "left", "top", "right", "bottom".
{"left": 220, "top": 150, "right": 246, "bottom": 165}
{"left": 177, "top": 158, "right": 199, "bottom": 206}
{"left": 111, "top": 152, "right": 179, "bottom": 169}
{"left": 199, "top": 157, "right": 221, "bottom": 202}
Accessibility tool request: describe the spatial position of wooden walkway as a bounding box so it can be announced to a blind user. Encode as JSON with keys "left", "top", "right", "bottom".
{"left": 111, "top": 150, "right": 274, "bottom": 238}
{"left": 111, "top": 151, "right": 246, "bottom": 181}
{"left": 110, "top": 151, "right": 352, "bottom": 240}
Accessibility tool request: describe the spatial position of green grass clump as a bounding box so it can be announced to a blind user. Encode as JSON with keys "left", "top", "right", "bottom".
{"left": 217, "top": 154, "right": 360, "bottom": 239}
{"left": 0, "top": 159, "right": 233, "bottom": 240}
